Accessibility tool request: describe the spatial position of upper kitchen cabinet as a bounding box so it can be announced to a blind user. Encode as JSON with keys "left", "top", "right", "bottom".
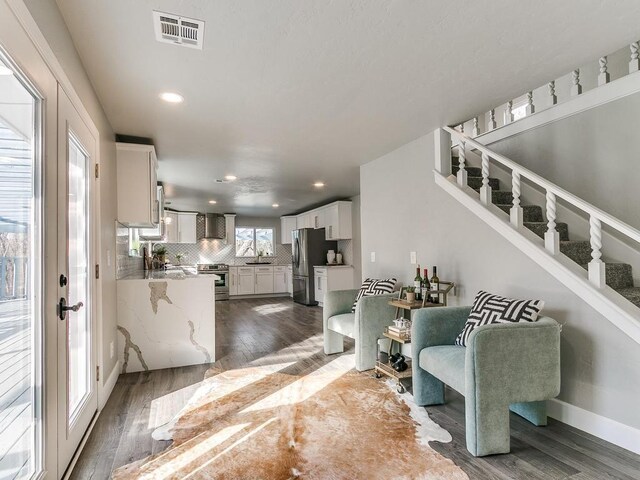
{"left": 116, "top": 143, "right": 159, "bottom": 227}
{"left": 138, "top": 186, "right": 165, "bottom": 239}
{"left": 280, "top": 216, "right": 297, "bottom": 245}
{"left": 323, "top": 201, "right": 352, "bottom": 240}
{"left": 165, "top": 211, "right": 198, "bottom": 243}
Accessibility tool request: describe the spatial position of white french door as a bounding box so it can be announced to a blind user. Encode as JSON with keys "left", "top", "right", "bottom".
{"left": 56, "top": 86, "right": 98, "bottom": 475}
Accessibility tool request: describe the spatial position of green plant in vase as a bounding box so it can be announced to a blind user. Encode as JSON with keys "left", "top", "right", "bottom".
{"left": 405, "top": 286, "right": 416, "bottom": 303}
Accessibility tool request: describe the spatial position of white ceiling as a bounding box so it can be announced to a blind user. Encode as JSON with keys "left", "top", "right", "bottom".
{"left": 56, "top": 0, "right": 640, "bottom": 216}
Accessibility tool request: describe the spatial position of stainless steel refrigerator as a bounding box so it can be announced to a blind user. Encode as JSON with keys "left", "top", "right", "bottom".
{"left": 292, "top": 228, "right": 337, "bottom": 306}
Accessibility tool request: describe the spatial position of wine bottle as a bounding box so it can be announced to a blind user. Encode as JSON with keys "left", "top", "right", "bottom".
{"left": 422, "top": 268, "right": 431, "bottom": 302}
{"left": 414, "top": 266, "right": 422, "bottom": 301}
{"left": 430, "top": 266, "right": 440, "bottom": 303}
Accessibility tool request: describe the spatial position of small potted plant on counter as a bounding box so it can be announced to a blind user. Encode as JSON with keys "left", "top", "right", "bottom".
{"left": 153, "top": 245, "right": 167, "bottom": 266}
{"left": 175, "top": 253, "right": 185, "bottom": 265}
{"left": 405, "top": 286, "right": 416, "bottom": 303}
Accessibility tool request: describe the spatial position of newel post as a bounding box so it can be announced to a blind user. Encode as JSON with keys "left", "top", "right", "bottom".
{"left": 510, "top": 170, "right": 523, "bottom": 228}
{"left": 588, "top": 216, "right": 606, "bottom": 288}
{"left": 480, "top": 153, "right": 491, "bottom": 205}
{"left": 434, "top": 128, "right": 452, "bottom": 176}
{"left": 544, "top": 191, "right": 559, "bottom": 254}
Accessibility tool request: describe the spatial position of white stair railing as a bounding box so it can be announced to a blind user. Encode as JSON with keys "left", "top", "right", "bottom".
{"left": 442, "top": 126, "right": 640, "bottom": 289}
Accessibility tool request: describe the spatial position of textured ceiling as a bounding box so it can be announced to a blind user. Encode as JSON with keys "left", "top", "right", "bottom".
{"left": 56, "top": 0, "right": 640, "bottom": 216}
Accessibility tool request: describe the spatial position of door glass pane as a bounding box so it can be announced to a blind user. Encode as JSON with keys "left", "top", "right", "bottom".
{"left": 0, "top": 57, "right": 40, "bottom": 479}
{"left": 67, "top": 135, "right": 90, "bottom": 423}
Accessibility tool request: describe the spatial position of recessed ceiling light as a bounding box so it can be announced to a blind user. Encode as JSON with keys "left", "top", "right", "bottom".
{"left": 208, "top": 200, "right": 217, "bottom": 204}
{"left": 313, "top": 182, "right": 325, "bottom": 188}
{"left": 159, "top": 92, "right": 184, "bottom": 103}
{"left": 225, "top": 175, "right": 237, "bottom": 181}
{"left": 0, "top": 64, "right": 13, "bottom": 76}
{"left": 272, "top": 203, "right": 279, "bottom": 208}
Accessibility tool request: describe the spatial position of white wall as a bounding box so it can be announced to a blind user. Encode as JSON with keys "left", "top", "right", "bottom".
{"left": 24, "top": 0, "right": 119, "bottom": 382}
{"left": 360, "top": 132, "right": 640, "bottom": 431}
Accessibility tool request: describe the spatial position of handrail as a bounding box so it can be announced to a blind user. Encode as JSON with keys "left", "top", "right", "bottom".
{"left": 443, "top": 125, "right": 640, "bottom": 246}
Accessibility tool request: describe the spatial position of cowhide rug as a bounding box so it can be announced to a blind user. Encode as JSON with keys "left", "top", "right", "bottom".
{"left": 113, "top": 354, "right": 468, "bottom": 480}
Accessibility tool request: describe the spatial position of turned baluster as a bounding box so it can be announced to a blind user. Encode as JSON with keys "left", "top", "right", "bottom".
{"left": 457, "top": 138, "right": 467, "bottom": 187}
{"left": 472, "top": 117, "right": 480, "bottom": 137}
{"left": 548, "top": 81, "right": 557, "bottom": 105}
{"left": 598, "top": 56, "right": 610, "bottom": 86}
{"left": 588, "top": 216, "right": 606, "bottom": 288}
{"left": 480, "top": 153, "right": 491, "bottom": 205}
{"left": 525, "top": 91, "right": 535, "bottom": 115}
{"left": 544, "top": 191, "right": 559, "bottom": 254}
{"left": 510, "top": 170, "right": 523, "bottom": 228}
{"left": 488, "top": 109, "right": 496, "bottom": 131}
{"left": 630, "top": 42, "right": 639, "bottom": 73}
{"left": 571, "top": 69, "right": 582, "bottom": 96}
{"left": 504, "top": 101, "right": 514, "bottom": 124}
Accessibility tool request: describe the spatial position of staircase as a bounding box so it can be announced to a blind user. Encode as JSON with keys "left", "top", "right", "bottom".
{"left": 434, "top": 126, "right": 640, "bottom": 345}
{"left": 451, "top": 162, "right": 640, "bottom": 308}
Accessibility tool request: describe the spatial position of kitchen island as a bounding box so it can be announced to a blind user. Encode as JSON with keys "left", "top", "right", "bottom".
{"left": 116, "top": 268, "right": 216, "bottom": 373}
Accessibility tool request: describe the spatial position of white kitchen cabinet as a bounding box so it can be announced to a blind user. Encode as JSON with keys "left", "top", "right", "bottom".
{"left": 296, "top": 213, "right": 313, "bottom": 229}
{"left": 164, "top": 211, "right": 197, "bottom": 244}
{"left": 116, "top": 143, "right": 159, "bottom": 227}
{"left": 312, "top": 208, "right": 325, "bottom": 229}
{"left": 255, "top": 266, "right": 274, "bottom": 294}
{"left": 324, "top": 201, "right": 353, "bottom": 240}
{"left": 274, "top": 266, "right": 287, "bottom": 293}
{"left": 138, "top": 186, "right": 165, "bottom": 239}
{"left": 280, "top": 216, "right": 297, "bottom": 245}
{"left": 287, "top": 266, "right": 293, "bottom": 297}
{"left": 314, "top": 266, "right": 355, "bottom": 306}
{"left": 237, "top": 267, "right": 255, "bottom": 295}
{"left": 177, "top": 212, "right": 198, "bottom": 243}
{"left": 228, "top": 267, "right": 238, "bottom": 296}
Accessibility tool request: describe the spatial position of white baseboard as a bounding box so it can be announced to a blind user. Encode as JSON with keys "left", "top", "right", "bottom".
{"left": 99, "top": 361, "right": 120, "bottom": 410}
{"left": 548, "top": 398, "right": 640, "bottom": 455}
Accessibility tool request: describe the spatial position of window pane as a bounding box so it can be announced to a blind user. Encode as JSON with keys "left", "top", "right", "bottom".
{"left": 256, "top": 228, "right": 274, "bottom": 256}
{"left": 235, "top": 227, "right": 254, "bottom": 257}
{"left": 0, "top": 56, "right": 40, "bottom": 480}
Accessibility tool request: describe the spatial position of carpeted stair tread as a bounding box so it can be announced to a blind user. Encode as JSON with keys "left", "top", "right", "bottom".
{"left": 616, "top": 287, "right": 640, "bottom": 308}
{"left": 451, "top": 164, "right": 483, "bottom": 177}
{"left": 467, "top": 176, "right": 499, "bottom": 191}
{"left": 492, "top": 190, "right": 513, "bottom": 205}
{"left": 496, "top": 204, "right": 544, "bottom": 222}
{"left": 560, "top": 241, "right": 593, "bottom": 265}
{"left": 578, "top": 262, "right": 634, "bottom": 290}
{"left": 524, "top": 222, "right": 570, "bottom": 241}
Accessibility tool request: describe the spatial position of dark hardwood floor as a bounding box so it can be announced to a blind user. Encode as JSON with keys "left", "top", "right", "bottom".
{"left": 70, "top": 297, "right": 640, "bottom": 479}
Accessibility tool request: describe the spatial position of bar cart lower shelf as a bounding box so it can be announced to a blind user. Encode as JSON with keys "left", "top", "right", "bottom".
{"left": 374, "top": 328, "right": 412, "bottom": 393}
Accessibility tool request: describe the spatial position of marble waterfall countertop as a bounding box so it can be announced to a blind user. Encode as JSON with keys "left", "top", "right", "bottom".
{"left": 116, "top": 268, "right": 216, "bottom": 373}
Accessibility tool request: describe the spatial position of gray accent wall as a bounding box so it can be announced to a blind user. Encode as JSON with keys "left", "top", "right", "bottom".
{"left": 360, "top": 132, "right": 640, "bottom": 430}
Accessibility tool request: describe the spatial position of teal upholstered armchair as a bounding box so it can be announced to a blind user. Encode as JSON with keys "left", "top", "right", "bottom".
{"left": 323, "top": 289, "right": 397, "bottom": 371}
{"left": 412, "top": 306, "right": 561, "bottom": 456}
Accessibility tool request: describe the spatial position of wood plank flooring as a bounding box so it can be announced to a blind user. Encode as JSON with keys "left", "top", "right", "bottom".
{"left": 70, "top": 297, "right": 640, "bottom": 479}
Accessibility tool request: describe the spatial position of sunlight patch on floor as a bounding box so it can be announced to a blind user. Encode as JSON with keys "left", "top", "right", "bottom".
{"left": 140, "top": 423, "right": 250, "bottom": 480}
{"left": 150, "top": 362, "right": 294, "bottom": 437}
{"left": 252, "top": 303, "right": 291, "bottom": 315}
{"left": 241, "top": 354, "right": 356, "bottom": 413}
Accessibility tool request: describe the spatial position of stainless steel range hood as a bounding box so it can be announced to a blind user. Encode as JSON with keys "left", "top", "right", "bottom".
{"left": 204, "top": 213, "right": 224, "bottom": 239}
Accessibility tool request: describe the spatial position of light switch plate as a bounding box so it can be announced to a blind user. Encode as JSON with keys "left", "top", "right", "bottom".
{"left": 410, "top": 251, "right": 417, "bottom": 264}
{"left": 106, "top": 249, "right": 112, "bottom": 267}
{"left": 370, "top": 252, "right": 376, "bottom": 263}
{"left": 110, "top": 341, "right": 115, "bottom": 359}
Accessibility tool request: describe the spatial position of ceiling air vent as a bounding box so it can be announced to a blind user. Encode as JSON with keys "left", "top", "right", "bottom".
{"left": 153, "top": 11, "right": 205, "bottom": 50}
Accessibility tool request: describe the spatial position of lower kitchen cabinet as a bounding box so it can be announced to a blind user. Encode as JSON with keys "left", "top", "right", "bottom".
{"left": 274, "top": 266, "right": 287, "bottom": 293}
{"left": 237, "top": 267, "right": 255, "bottom": 295}
{"left": 255, "top": 266, "right": 274, "bottom": 294}
{"left": 228, "top": 265, "right": 293, "bottom": 297}
{"left": 314, "top": 266, "right": 354, "bottom": 307}
{"left": 228, "top": 267, "right": 238, "bottom": 296}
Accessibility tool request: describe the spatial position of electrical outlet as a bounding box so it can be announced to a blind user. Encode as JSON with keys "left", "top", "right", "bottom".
{"left": 110, "top": 341, "right": 115, "bottom": 359}
{"left": 370, "top": 252, "right": 376, "bottom": 263}
{"left": 410, "top": 251, "right": 417, "bottom": 264}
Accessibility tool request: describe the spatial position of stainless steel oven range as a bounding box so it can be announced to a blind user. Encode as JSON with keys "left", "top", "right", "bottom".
{"left": 197, "top": 264, "right": 229, "bottom": 300}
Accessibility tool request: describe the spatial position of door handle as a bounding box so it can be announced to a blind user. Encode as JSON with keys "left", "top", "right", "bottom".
{"left": 58, "top": 297, "right": 84, "bottom": 320}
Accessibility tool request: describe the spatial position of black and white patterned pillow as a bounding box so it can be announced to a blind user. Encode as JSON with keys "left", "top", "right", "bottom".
{"left": 352, "top": 278, "right": 397, "bottom": 312}
{"left": 455, "top": 290, "right": 544, "bottom": 346}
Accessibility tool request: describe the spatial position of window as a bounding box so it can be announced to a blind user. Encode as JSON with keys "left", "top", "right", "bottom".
{"left": 235, "top": 227, "right": 275, "bottom": 257}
